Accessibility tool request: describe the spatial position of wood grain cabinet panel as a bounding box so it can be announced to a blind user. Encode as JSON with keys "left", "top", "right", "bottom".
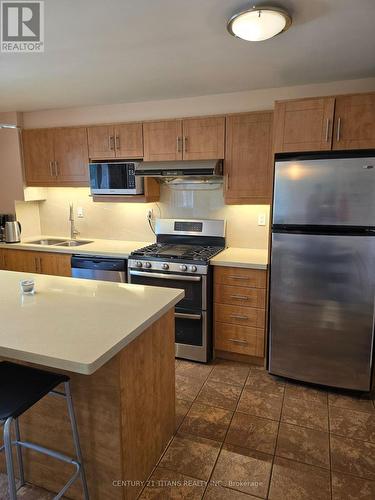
{"left": 87, "top": 125, "right": 116, "bottom": 159}
{"left": 333, "top": 92, "right": 375, "bottom": 150}
{"left": 182, "top": 116, "right": 225, "bottom": 160}
{"left": 215, "top": 303, "right": 265, "bottom": 329}
{"left": 273, "top": 97, "right": 335, "bottom": 153}
{"left": 115, "top": 122, "right": 143, "bottom": 158}
{"left": 54, "top": 127, "right": 89, "bottom": 184}
{"left": 2, "top": 249, "right": 71, "bottom": 277}
{"left": 143, "top": 120, "right": 183, "bottom": 161}
{"left": 225, "top": 112, "right": 273, "bottom": 204}
{"left": 214, "top": 266, "right": 267, "bottom": 289}
{"left": 215, "top": 323, "right": 264, "bottom": 357}
{"left": 214, "top": 283, "right": 266, "bottom": 308}
{"left": 23, "top": 128, "right": 55, "bottom": 185}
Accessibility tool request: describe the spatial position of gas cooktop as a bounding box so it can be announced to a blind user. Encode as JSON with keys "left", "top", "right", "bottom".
{"left": 130, "top": 243, "right": 224, "bottom": 263}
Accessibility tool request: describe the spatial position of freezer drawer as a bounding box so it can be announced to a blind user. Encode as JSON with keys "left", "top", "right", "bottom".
{"left": 273, "top": 157, "right": 375, "bottom": 227}
{"left": 269, "top": 232, "right": 375, "bottom": 390}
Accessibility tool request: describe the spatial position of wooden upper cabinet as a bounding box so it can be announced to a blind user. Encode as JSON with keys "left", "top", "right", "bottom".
{"left": 115, "top": 123, "right": 143, "bottom": 158}
{"left": 87, "top": 123, "right": 144, "bottom": 159}
{"left": 87, "top": 125, "right": 116, "bottom": 159}
{"left": 182, "top": 116, "right": 225, "bottom": 160}
{"left": 54, "top": 127, "right": 89, "bottom": 183}
{"left": 225, "top": 112, "right": 273, "bottom": 204}
{"left": 273, "top": 97, "right": 335, "bottom": 153}
{"left": 332, "top": 92, "right": 375, "bottom": 150}
{"left": 143, "top": 120, "right": 183, "bottom": 161}
{"left": 23, "top": 128, "right": 55, "bottom": 184}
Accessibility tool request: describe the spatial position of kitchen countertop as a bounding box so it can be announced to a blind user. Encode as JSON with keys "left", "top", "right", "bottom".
{"left": 1, "top": 237, "right": 269, "bottom": 269}
{"left": 0, "top": 270, "right": 183, "bottom": 375}
{"left": 0, "top": 236, "right": 153, "bottom": 258}
{"left": 210, "top": 247, "right": 268, "bottom": 270}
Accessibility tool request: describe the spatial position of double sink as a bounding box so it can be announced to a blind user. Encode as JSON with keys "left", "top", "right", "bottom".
{"left": 28, "top": 238, "right": 93, "bottom": 247}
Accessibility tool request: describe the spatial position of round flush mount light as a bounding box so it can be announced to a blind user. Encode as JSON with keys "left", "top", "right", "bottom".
{"left": 227, "top": 5, "right": 292, "bottom": 42}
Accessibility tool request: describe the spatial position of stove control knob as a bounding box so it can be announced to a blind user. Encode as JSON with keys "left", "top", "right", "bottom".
{"left": 189, "top": 265, "right": 197, "bottom": 273}
{"left": 144, "top": 262, "right": 152, "bottom": 269}
{"left": 180, "top": 264, "right": 188, "bottom": 272}
{"left": 136, "top": 261, "right": 143, "bottom": 268}
{"left": 162, "top": 263, "right": 169, "bottom": 270}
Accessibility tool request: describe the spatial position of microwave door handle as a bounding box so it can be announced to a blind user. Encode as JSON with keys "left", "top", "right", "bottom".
{"left": 129, "top": 270, "right": 201, "bottom": 282}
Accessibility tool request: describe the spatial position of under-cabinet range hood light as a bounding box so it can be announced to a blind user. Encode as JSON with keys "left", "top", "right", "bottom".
{"left": 227, "top": 5, "right": 292, "bottom": 42}
{"left": 135, "top": 160, "right": 223, "bottom": 187}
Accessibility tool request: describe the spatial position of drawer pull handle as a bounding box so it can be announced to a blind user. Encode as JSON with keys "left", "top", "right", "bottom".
{"left": 228, "top": 338, "right": 248, "bottom": 345}
{"left": 230, "top": 314, "right": 248, "bottom": 320}
{"left": 229, "top": 275, "right": 250, "bottom": 280}
{"left": 230, "top": 295, "right": 249, "bottom": 300}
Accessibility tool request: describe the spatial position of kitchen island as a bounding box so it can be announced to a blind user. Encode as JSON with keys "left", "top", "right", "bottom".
{"left": 0, "top": 270, "right": 183, "bottom": 500}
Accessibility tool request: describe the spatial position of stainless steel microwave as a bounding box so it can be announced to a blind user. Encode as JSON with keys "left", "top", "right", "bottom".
{"left": 89, "top": 162, "right": 144, "bottom": 195}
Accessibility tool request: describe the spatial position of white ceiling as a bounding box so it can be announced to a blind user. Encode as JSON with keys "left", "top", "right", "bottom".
{"left": 1, "top": 0, "right": 374, "bottom": 112}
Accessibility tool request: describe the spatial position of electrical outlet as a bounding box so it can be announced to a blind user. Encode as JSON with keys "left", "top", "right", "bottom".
{"left": 147, "top": 209, "right": 153, "bottom": 221}
{"left": 77, "top": 207, "right": 84, "bottom": 218}
{"left": 258, "top": 213, "right": 266, "bottom": 226}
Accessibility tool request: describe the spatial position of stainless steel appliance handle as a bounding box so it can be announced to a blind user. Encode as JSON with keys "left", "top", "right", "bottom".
{"left": 129, "top": 270, "right": 201, "bottom": 282}
{"left": 175, "top": 312, "right": 202, "bottom": 320}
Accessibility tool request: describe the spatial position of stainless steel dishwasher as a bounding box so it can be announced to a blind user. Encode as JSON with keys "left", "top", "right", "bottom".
{"left": 71, "top": 255, "right": 127, "bottom": 283}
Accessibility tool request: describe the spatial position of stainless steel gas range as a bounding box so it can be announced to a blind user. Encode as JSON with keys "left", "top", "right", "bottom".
{"left": 128, "top": 219, "right": 226, "bottom": 362}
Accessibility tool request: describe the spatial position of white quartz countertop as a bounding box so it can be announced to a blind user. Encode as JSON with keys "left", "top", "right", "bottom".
{"left": 210, "top": 247, "right": 268, "bottom": 270}
{"left": 0, "top": 270, "right": 183, "bottom": 375}
{"left": 0, "top": 237, "right": 153, "bottom": 258}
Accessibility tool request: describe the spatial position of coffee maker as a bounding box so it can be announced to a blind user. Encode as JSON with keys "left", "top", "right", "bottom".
{"left": 0, "top": 214, "right": 21, "bottom": 243}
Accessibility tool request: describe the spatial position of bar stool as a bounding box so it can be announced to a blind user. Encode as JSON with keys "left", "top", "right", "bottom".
{"left": 0, "top": 361, "right": 89, "bottom": 499}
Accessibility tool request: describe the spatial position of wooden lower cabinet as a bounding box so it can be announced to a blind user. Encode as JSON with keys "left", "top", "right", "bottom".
{"left": 214, "top": 266, "right": 267, "bottom": 360}
{"left": 2, "top": 249, "right": 71, "bottom": 277}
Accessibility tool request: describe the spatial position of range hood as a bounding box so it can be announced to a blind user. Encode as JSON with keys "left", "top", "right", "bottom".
{"left": 135, "top": 160, "right": 223, "bottom": 187}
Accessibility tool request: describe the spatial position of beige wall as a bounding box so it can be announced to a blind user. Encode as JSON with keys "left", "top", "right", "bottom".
{"left": 36, "top": 186, "right": 270, "bottom": 249}
{"left": 23, "top": 77, "right": 375, "bottom": 128}
{"left": 15, "top": 200, "right": 41, "bottom": 238}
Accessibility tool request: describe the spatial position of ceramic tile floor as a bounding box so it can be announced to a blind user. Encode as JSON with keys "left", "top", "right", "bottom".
{"left": 1, "top": 359, "right": 375, "bottom": 499}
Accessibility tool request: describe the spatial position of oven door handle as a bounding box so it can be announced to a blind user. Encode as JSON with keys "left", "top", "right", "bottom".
{"left": 175, "top": 312, "right": 202, "bottom": 320}
{"left": 129, "top": 270, "right": 201, "bottom": 282}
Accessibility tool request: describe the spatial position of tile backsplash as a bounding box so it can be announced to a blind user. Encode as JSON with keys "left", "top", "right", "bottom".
{"left": 16, "top": 186, "right": 270, "bottom": 249}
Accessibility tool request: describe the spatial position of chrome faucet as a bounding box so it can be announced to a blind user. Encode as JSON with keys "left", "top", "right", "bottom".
{"left": 69, "top": 203, "right": 80, "bottom": 240}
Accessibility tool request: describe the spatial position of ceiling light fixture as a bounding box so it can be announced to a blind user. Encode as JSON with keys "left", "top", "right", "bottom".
{"left": 227, "top": 5, "right": 292, "bottom": 42}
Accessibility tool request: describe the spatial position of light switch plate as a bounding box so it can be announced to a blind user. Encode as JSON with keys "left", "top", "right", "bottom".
{"left": 77, "top": 207, "right": 84, "bottom": 218}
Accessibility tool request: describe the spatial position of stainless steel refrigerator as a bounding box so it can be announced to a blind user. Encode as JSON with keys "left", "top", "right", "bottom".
{"left": 268, "top": 153, "right": 375, "bottom": 391}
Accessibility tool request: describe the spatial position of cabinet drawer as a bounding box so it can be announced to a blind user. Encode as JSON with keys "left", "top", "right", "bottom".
{"left": 215, "top": 284, "right": 266, "bottom": 308}
{"left": 215, "top": 322, "right": 264, "bottom": 357}
{"left": 214, "top": 303, "right": 265, "bottom": 328}
{"left": 215, "top": 267, "right": 267, "bottom": 288}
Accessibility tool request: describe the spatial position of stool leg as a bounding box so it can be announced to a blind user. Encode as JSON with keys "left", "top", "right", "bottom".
{"left": 64, "top": 381, "right": 90, "bottom": 500}
{"left": 14, "top": 419, "right": 25, "bottom": 487}
{"left": 4, "top": 417, "right": 17, "bottom": 500}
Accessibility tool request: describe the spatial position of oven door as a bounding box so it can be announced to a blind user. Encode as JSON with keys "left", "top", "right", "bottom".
{"left": 129, "top": 269, "right": 204, "bottom": 310}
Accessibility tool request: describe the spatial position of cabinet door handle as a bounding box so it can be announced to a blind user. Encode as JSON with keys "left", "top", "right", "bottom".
{"left": 109, "top": 136, "right": 115, "bottom": 151}
{"left": 54, "top": 160, "right": 59, "bottom": 177}
{"left": 325, "top": 118, "right": 330, "bottom": 142}
{"left": 176, "top": 136, "right": 182, "bottom": 153}
{"left": 115, "top": 135, "right": 120, "bottom": 150}
{"left": 183, "top": 136, "right": 188, "bottom": 153}
{"left": 49, "top": 161, "right": 54, "bottom": 177}
{"left": 230, "top": 314, "right": 248, "bottom": 320}
{"left": 34, "top": 257, "right": 39, "bottom": 273}
{"left": 336, "top": 117, "right": 341, "bottom": 142}
{"left": 39, "top": 257, "right": 43, "bottom": 273}
{"left": 228, "top": 338, "right": 248, "bottom": 345}
{"left": 230, "top": 295, "right": 249, "bottom": 300}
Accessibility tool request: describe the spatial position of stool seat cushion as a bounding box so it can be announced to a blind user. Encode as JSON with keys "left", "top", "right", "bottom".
{"left": 0, "top": 361, "right": 69, "bottom": 420}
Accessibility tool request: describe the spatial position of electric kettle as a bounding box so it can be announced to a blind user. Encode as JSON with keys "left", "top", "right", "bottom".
{"left": 4, "top": 221, "right": 21, "bottom": 243}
